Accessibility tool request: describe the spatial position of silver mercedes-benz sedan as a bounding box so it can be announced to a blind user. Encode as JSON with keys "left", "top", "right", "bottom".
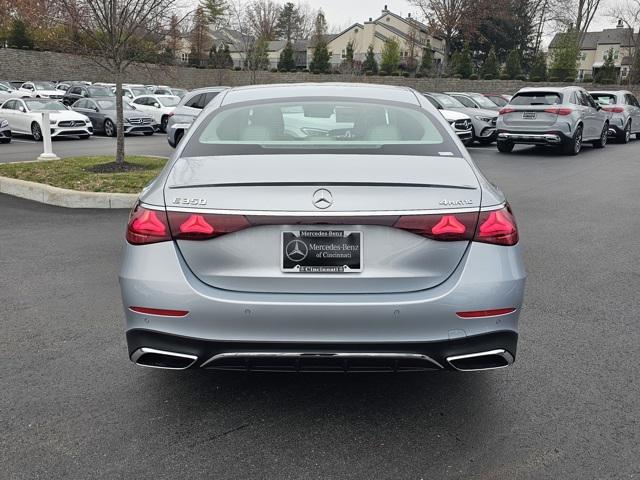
{"left": 119, "top": 83, "right": 526, "bottom": 373}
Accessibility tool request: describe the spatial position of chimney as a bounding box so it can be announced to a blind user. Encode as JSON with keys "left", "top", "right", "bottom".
{"left": 616, "top": 19, "right": 624, "bottom": 28}
{"left": 383, "top": 5, "right": 388, "bottom": 12}
{"left": 369, "top": 18, "right": 373, "bottom": 22}
{"left": 407, "top": 13, "right": 411, "bottom": 19}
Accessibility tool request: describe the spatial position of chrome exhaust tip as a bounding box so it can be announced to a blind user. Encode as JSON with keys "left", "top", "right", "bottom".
{"left": 446, "top": 349, "right": 514, "bottom": 371}
{"left": 130, "top": 347, "right": 198, "bottom": 370}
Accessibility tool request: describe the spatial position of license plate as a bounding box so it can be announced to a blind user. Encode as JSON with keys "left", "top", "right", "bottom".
{"left": 522, "top": 111, "right": 536, "bottom": 119}
{"left": 281, "top": 230, "right": 362, "bottom": 273}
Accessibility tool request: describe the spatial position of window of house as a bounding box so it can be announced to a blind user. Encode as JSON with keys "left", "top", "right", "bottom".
{"left": 341, "top": 49, "right": 346, "bottom": 59}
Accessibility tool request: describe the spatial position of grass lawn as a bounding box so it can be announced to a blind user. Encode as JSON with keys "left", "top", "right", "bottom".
{"left": 0, "top": 156, "right": 167, "bottom": 193}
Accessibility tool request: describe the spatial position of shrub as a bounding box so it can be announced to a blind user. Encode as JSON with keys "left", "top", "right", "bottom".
{"left": 290, "top": 69, "right": 298, "bottom": 73}
{"left": 452, "top": 73, "right": 462, "bottom": 79}
{"left": 469, "top": 73, "right": 478, "bottom": 80}
{"left": 365, "top": 70, "right": 374, "bottom": 76}
{"left": 563, "top": 76, "right": 575, "bottom": 82}
{"left": 234, "top": 66, "right": 241, "bottom": 71}
{"left": 583, "top": 75, "right": 593, "bottom": 83}
{"left": 415, "top": 73, "right": 423, "bottom": 78}
{"left": 379, "top": 71, "right": 388, "bottom": 77}
{"left": 499, "top": 73, "right": 510, "bottom": 80}
{"left": 483, "top": 74, "right": 494, "bottom": 80}
{"left": 515, "top": 74, "right": 527, "bottom": 81}
{"left": 402, "top": 71, "right": 410, "bottom": 77}
{"left": 312, "top": 70, "right": 320, "bottom": 74}
{"left": 530, "top": 76, "right": 541, "bottom": 82}
{"left": 271, "top": 68, "right": 278, "bottom": 73}
{"left": 549, "top": 76, "right": 560, "bottom": 82}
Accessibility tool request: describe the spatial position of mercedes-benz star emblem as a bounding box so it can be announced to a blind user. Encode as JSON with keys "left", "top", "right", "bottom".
{"left": 285, "top": 239, "right": 308, "bottom": 262}
{"left": 312, "top": 188, "right": 333, "bottom": 209}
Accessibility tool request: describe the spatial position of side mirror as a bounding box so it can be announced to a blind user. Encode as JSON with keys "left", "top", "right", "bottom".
{"left": 19, "top": 106, "right": 26, "bottom": 113}
{"left": 596, "top": 104, "right": 602, "bottom": 111}
{"left": 154, "top": 103, "right": 161, "bottom": 108}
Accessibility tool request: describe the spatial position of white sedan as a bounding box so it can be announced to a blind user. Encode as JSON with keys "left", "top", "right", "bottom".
{"left": 0, "top": 98, "right": 93, "bottom": 141}
{"left": 17, "top": 81, "right": 65, "bottom": 100}
{"left": 0, "top": 83, "right": 20, "bottom": 102}
{"left": 130, "top": 95, "right": 180, "bottom": 132}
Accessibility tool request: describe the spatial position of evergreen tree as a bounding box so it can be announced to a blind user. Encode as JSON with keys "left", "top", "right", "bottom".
{"left": 208, "top": 44, "right": 218, "bottom": 68}
{"left": 505, "top": 49, "right": 522, "bottom": 79}
{"left": 221, "top": 44, "right": 234, "bottom": 68}
{"left": 456, "top": 44, "right": 472, "bottom": 79}
{"left": 450, "top": 50, "right": 461, "bottom": 77}
{"left": 419, "top": 41, "right": 433, "bottom": 76}
{"left": 480, "top": 47, "right": 499, "bottom": 79}
{"left": 549, "top": 29, "right": 579, "bottom": 80}
{"left": 595, "top": 48, "right": 617, "bottom": 84}
{"left": 309, "top": 11, "right": 330, "bottom": 72}
{"left": 529, "top": 51, "right": 547, "bottom": 80}
{"left": 275, "top": 2, "right": 302, "bottom": 41}
{"left": 201, "top": 0, "right": 227, "bottom": 25}
{"left": 278, "top": 41, "right": 296, "bottom": 70}
{"left": 246, "top": 36, "right": 269, "bottom": 71}
{"left": 363, "top": 44, "right": 378, "bottom": 74}
{"left": 380, "top": 37, "right": 401, "bottom": 74}
{"left": 8, "top": 18, "right": 33, "bottom": 48}
{"left": 344, "top": 41, "right": 354, "bottom": 66}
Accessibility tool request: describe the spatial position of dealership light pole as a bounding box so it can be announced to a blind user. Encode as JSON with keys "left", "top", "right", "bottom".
{"left": 37, "top": 112, "right": 60, "bottom": 161}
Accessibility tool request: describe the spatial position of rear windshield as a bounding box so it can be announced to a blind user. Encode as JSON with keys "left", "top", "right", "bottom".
{"left": 487, "top": 95, "right": 508, "bottom": 107}
{"left": 26, "top": 99, "right": 67, "bottom": 111}
{"left": 183, "top": 99, "right": 461, "bottom": 157}
{"left": 88, "top": 87, "right": 113, "bottom": 97}
{"left": 510, "top": 92, "right": 562, "bottom": 106}
{"left": 590, "top": 93, "right": 617, "bottom": 105}
{"left": 470, "top": 94, "right": 499, "bottom": 108}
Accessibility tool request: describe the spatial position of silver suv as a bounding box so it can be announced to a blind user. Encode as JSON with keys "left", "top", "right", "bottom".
{"left": 167, "top": 87, "right": 228, "bottom": 147}
{"left": 496, "top": 87, "right": 609, "bottom": 155}
{"left": 589, "top": 90, "right": 640, "bottom": 143}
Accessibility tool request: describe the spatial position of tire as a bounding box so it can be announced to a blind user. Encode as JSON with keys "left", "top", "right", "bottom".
{"left": 160, "top": 115, "right": 169, "bottom": 133}
{"left": 143, "top": 131, "right": 154, "bottom": 136}
{"left": 104, "top": 119, "right": 116, "bottom": 137}
{"left": 478, "top": 137, "right": 494, "bottom": 146}
{"left": 618, "top": 122, "right": 631, "bottom": 144}
{"left": 592, "top": 123, "right": 608, "bottom": 148}
{"left": 497, "top": 140, "right": 514, "bottom": 153}
{"left": 31, "top": 122, "right": 43, "bottom": 142}
{"left": 563, "top": 125, "right": 583, "bottom": 155}
{"left": 0, "top": 138, "right": 10, "bottom": 144}
{"left": 462, "top": 138, "right": 473, "bottom": 147}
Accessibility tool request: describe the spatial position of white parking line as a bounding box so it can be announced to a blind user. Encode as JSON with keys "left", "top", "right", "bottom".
{"left": 10, "top": 139, "right": 37, "bottom": 144}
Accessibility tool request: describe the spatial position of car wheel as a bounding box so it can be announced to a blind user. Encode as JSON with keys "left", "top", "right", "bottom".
{"left": 0, "top": 138, "right": 10, "bottom": 144}
{"left": 160, "top": 116, "right": 169, "bottom": 133}
{"left": 104, "top": 119, "right": 116, "bottom": 137}
{"left": 564, "top": 125, "right": 582, "bottom": 155}
{"left": 497, "top": 140, "right": 514, "bottom": 153}
{"left": 593, "top": 123, "right": 608, "bottom": 148}
{"left": 618, "top": 122, "right": 631, "bottom": 143}
{"left": 31, "top": 122, "right": 43, "bottom": 142}
{"left": 478, "top": 137, "right": 494, "bottom": 146}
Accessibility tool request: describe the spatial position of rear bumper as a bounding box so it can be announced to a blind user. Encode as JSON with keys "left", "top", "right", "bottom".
{"left": 497, "top": 130, "right": 569, "bottom": 145}
{"left": 126, "top": 329, "right": 518, "bottom": 372}
{"left": 119, "top": 240, "right": 525, "bottom": 348}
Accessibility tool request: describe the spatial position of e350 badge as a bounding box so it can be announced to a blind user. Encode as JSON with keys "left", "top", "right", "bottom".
{"left": 172, "top": 197, "right": 207, "bottom": 206}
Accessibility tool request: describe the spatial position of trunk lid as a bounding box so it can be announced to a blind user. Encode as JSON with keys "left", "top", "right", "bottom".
{"left": 165, "top": 154, "right": 481, "bottom": 294}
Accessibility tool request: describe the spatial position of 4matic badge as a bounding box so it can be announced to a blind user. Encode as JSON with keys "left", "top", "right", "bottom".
{"left": 439, "top": 199, "right": 474, "bottom": 207}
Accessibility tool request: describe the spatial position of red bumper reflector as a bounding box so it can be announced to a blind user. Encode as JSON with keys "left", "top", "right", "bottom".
{"left": 456, "top": 308, "right": 516, "bottom": 318}
{"left": 129, "top": 306, "right": 189, "bottom": 317}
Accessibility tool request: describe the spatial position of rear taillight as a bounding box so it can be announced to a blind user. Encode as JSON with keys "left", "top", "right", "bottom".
{"left": 394, "top": 206, "right": 518, "bottom": 246}
{"left": 394, "top": 213, "right": 477, "bottom": 241}
{"left": 168, "top": 212, "right": 251, "bottom": 240}
{"left": 475, "top": 206, "right": 518, "bottom": 246}
{"left": 126, "top": 204, "right": 171, "bottom": 245}
{"left": 498, "top": 107, "right": 516, "bottom": 115}
{"left": 543, "top": 107, "right": 573, "bottom": 116}
{"left": 602, "top": 106, "right": 624, "bottom": 113}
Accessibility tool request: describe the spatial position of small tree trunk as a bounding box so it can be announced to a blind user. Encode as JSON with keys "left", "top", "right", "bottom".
{"left": 115, "top": 69, "right": 125, "bottom": 166}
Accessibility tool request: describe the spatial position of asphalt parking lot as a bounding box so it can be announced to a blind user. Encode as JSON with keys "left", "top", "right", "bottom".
{"left": 0, "top": 132, "right": 173, "bottom": 163}
{"left": 1, "top": 141, "right": 639, "bottom": 479}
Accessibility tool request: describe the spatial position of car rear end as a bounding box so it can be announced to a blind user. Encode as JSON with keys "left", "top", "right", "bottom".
{"left": 496, "top": 88, "right": 574, "bottom": 147}
{"left": 119, "top": 84, "right": 525, "bottom": 373}
{"left": 590, "top": 91, "right": 628, "bottom": 141}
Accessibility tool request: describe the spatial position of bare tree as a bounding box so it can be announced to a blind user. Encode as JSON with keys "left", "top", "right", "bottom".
{"left": 56, "top": 0, "right": 180, "bottom": 167}
{"left": 295, "top": 1, "right": 319, "bottom": 39}
{"left": 247, "top": 0, "right": 280, "bottom": 40}
{"left": 549, "top": 0, "right": 602, "bottom": 42}
{"left": 409, "top": 0, "right": 471, "bottom": 69}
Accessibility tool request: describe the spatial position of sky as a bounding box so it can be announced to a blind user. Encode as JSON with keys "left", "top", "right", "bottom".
{"left": 318, "top": 0, "right": 619, "bottom": 43}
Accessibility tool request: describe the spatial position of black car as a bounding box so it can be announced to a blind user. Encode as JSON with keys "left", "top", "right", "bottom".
{"left": 63, "top": 85, "right": 114, "bottom": 106}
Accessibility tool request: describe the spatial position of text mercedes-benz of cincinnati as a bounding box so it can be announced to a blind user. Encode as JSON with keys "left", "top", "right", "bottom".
{"left": 119, "top": 83, "right": 526, "bottom": 373}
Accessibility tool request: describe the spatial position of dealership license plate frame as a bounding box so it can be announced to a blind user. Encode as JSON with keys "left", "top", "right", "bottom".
{"left": 281, "top": 230, "right": 363, "bottom": 274}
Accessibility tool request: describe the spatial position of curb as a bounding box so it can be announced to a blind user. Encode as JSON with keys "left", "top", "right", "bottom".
{"left": 0, "top": 176, "right": 137, "bottom": 209}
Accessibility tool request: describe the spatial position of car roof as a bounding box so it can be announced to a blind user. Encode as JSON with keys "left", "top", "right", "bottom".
{"left": 220, "top": 83, "right": 420, "bottom": 106}
{"left": 516, "top": 86, "right": 576, "bottom": 94}
{"left": 589, "top": 90, "right": 629, "bottom": 95}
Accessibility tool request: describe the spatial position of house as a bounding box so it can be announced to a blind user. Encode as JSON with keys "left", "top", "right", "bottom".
{"left": 548, "top": 20, "right": 638, "bottom": 81}
{"left": 317, "top": 5, "right": 445, "bottom": 70}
